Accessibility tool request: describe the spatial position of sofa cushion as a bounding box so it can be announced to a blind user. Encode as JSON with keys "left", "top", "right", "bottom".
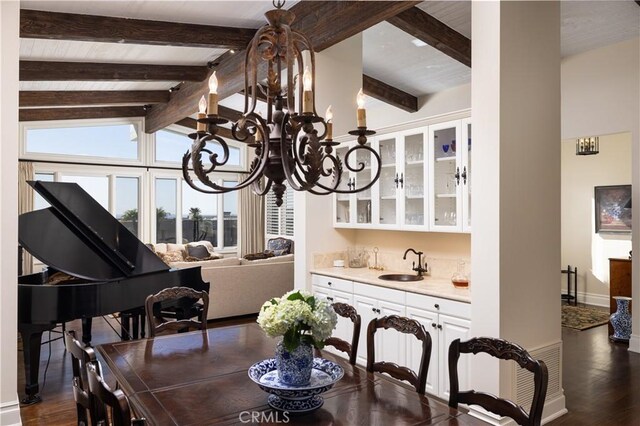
{"left": 154, "top": 243, "right": 168, "bottom": 254}
{"left": 167, "top": 243, "right": 186, "bottom": 253}
{"left": 187, "top": 240, "right": 216, "bottom": 253}
{"left": 240, "top": 254, "right": 294, "bottom": 265}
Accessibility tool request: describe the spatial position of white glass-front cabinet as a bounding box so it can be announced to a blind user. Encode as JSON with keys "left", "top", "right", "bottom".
{"left": 334, "top": 117, "right": 470, "bottom": 233}
{"left": 429, "top": 119, "right": 471, "bottom": 232}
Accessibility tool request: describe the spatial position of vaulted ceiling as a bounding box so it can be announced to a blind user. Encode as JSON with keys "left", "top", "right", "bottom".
{"left": 17, "top": 0, "right": 640, "bottom": 133}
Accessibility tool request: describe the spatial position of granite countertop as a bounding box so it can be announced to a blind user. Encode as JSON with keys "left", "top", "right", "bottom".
{"left": 310, "top": 267, "right": 471, "bottom": 304}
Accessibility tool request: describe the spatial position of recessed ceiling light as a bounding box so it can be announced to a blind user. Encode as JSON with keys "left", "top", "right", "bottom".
{"left": 411, "top": 39, "right": 428, "bottom": 47}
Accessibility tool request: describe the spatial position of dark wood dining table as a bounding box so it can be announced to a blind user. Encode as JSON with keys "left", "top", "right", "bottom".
{"left": 96, "top": 323, "right": 485, "bottom": 425}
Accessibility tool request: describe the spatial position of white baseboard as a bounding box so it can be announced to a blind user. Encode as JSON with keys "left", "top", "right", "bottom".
{"left": 0, "top": 398, "right": 22, "bottom": 426}
{"left": 541, "top": 394, "right": 568, "bottom": 424}
{"left": 466, "top": 391, "right": 566, "bottom": 425}
{"left": 561, "top": 289, "right": 608, "bottom": 307}
{"left": 629, "top": 334, "right": 640, "bottom": 353}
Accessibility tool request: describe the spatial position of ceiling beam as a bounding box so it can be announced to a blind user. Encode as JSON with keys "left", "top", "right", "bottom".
{"left": 363, "top": 74, "right": 418, "bottom": 113}
{"left": 19, "top": 106, "right": 146, "bottom": 121}
{"left": 387, "top": 7, "right": 471, "bottom": 67}
{"left": 20, "top": 90, "right": 169, "bottom": 107}
{"left": 145, "top": 1, "right": 421, "bottom": 133}
{"left": 20, "top": 61, "right": 209, "bottom": 82}
{"left": 20, "top": 9, "right": 256, "bottom": 49}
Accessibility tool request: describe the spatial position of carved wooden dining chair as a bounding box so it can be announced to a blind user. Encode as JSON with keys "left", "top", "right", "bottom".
{"left": 145, "top": 286, "right": 209, "bottom": 337}
{"left": 86, "top": 362, "right": 146, "bottom": 426}
{"left": 323, "top": 302, "right": 361, "bottom": 365}
{"left": 366, "top": 315, "right": 432, "bottom": 393}
{"left": 64, "top": 330, "right": 106, "bottom": 426}
{"left": 448, "top": 337, "right": 548, "bottom": 426}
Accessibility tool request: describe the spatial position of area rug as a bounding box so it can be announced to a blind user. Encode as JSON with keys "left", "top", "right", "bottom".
{"left": 561, "top": 305, "right": 610, "bottom": 330}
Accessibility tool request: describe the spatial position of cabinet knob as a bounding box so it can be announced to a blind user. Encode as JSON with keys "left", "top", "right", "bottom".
{"left": 327, "top": 297, "right": 334, "bottom": 302}
{"left": 431, "top": 323, "right": 437, "bottom": 328}
{"left": 455, "top": 167, "right": 461, "bottom": 185}
{"left": 437, "top": 324, "right": 443, "bottom": 330}
{"left": 328, "top": 281, "right": 332, "bottom": 286}
{"left": 434, "top": 304, "right": 440, "bottom": 309}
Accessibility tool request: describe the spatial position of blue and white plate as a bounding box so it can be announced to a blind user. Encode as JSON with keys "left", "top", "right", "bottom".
{"left": 248, "top": 358, "right": 344, "bottom": 412}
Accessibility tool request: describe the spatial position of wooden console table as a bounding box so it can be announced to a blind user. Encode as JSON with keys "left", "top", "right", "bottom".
{"left": 609, "top": 258, "right": 632, "bottom": 335}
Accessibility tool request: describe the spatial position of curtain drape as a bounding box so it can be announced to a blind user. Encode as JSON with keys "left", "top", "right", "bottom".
{"left": 239, "top": 185, "right": 265, "bottom": 256}
{"left": 18, "top": 162, "right": 34, "bottom": 275}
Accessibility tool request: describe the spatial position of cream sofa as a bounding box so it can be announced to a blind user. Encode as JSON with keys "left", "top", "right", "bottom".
{"left": 152, "top": 242, "right": 294, "bottom": 320}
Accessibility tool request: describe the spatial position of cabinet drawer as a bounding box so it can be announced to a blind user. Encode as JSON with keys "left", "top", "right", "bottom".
{"left": 353, "top": 282, "right": 405, "bottom": 305}
{"left": 311, "top": 274, "right": 353, "bottom": 293}
{"left": 405, "top": 293, "right": 470, "bottom": 319}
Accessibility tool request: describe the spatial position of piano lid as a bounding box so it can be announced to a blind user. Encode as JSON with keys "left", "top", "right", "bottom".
{"left": 19, "top": 181, "right": 169, "bottom": 281}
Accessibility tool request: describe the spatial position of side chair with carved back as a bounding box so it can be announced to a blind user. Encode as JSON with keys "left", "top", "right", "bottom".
{"left": 323, "top": 302, "right": 361, "bottom": 365}
{"left": 448, "top": 337, "right": 548, "bottom": 426}
{"left": 366, "top": 315, "right": 432, "bottom": 393}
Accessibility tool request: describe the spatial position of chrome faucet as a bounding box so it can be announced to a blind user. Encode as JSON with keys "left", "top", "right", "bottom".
{"left": 403, "top": 248, "right": 428, "bottom": 277}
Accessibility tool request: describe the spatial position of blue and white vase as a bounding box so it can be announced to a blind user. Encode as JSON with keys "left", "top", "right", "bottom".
{"left": 610, "top": 296, "right": 633, "bottom": 342}
{"left": 275, "top": 341, "right": 313, "bottom": 386}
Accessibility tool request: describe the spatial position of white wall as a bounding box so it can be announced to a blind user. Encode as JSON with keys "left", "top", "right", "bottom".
{"left": 561, "top": 133, "right": 632, "bottom": 304}
{"left": 293, "top": 35, "right": 362, "bottom": 290}
{"left": 367, "top": 83, "right": 470, "bottom": 130}
{"left": 561, "top": 37, "right": 640, "bottom": 351}
{"left": 0, "top": 2, "right": 21, "bottom": 425}
{"left": 472, "top": 1, "right": 564, "bottom": 423}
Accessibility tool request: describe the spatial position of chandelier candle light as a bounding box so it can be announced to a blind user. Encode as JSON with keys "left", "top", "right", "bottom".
{"left": 182, "top": 0, "right": 381, "bottom": 207}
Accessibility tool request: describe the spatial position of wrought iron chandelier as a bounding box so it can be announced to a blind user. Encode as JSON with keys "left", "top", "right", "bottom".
{"left": 182, "top": 0, "right": 380, "bottom": 206}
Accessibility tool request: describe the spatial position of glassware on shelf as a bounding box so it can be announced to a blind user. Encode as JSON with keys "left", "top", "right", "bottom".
{"left": 442, "top": 144, "right": 450, "bottom": 154}
{"left": 451, "top": 139, "right": 456, "bottom": 152}
{"left": 451, "top": 259, "right": 469, "bottom": 288}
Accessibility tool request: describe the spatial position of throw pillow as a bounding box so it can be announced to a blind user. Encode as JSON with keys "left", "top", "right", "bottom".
{"left": 244, "top": 251, "right": 275, "bottom": 261}
{"left": 186, "top": 244, "right": 211, "bottom": 260}
{"left": 185, "top": 254, "right": 222, "bottom": 262}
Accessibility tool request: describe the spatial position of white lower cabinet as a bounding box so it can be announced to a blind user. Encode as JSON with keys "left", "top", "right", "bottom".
{"left": 353, "top": 282, "right": 406, "bottom": 366}
{"left": 406, "top": 294, "right": 471, "bottom": 399}
{"left": 311, "top": 274, "right": 470, "bottom": 399}
{"left": 311, "top": 275, "right": 354, "bottom": 357}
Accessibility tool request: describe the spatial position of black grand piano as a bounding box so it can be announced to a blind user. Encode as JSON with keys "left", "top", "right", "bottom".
{"left": 18, "top": 181, "right": 209, "bottom": 404}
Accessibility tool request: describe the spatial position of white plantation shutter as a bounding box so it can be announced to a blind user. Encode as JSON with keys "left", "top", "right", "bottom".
{"left": 265, "top": 184, "right": 294, "bottom": 237}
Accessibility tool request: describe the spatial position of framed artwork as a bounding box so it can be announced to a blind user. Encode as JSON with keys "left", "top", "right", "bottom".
{"left": 594, "top": 185, "right": 632, "bottom": 233}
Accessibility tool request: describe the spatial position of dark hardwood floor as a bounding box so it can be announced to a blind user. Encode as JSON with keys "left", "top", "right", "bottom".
{"left": 17, "top": 309, "right": 640, "bottom": 425}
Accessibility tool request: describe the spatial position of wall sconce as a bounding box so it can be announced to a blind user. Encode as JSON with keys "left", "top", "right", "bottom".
{"left": 576, "top": 136, "right": 599, "bottom": 155}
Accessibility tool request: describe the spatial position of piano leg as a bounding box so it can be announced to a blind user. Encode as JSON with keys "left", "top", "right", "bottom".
{"left": 18, "top": 324, "right": 52, "bottom": 405}
{"left": 81, "top": 317, "right": 92, "bottom": 345}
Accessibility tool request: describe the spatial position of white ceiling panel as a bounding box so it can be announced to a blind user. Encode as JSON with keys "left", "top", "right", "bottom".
{"left": 363, "top": 21, "right": 470, "bottom": 96}
{"left": 20, "top": 39, "right": 225, "bottom": 66}
{"left": 20, "top": 1, "right": 298, "bottom": 28}
{"left": 19, "top": 81, "right": 176, "bottom": 91}
{"left": 417, "top": 1, "right": 471, "bottom": 39}
{"left": 561, "top": 1, "right": 639, "bottom": 57}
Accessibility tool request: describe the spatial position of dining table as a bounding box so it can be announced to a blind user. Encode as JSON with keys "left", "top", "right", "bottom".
{"left": 96, "top": 323, "right": 486, "bottom": 425}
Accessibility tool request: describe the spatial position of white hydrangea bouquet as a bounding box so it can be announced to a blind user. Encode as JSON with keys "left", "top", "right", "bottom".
{"left": 257, "top": 290, "right": 338, "bottom": 352}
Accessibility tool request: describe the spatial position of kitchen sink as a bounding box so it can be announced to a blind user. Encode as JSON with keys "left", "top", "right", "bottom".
{"left": 378, "top": 274, "right": 424, "bottom": 282}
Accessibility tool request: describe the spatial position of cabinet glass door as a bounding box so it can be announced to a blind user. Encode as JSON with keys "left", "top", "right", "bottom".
{"left": 403, "top": 131, "right": 426, "bottom": 227}
{"left": 355, "top": 140, "right": 373, "bottom": 224}
{"left": 378, "top": 136, "right": 397, "bottom": 226}
{"left": 431, "top": 123, "right": 460, "bottom": 229}
{"left": 462, "top": 121, "right": 471, "bottom": 232}
{"left": 334, "top": 145, "right": 352, "bottom": 224}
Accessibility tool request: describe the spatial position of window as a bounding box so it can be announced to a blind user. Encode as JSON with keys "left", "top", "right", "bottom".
{"left": 115, "top": 177, "right": 140, "bottom": 237}
{"left": 182, "top": 181, "right": 217, "bottom": 246}
{"left": 266, "top": 186, "right": 294, "bottom": 238}
{"left": 61, "top": 175, "right": 109, "bottom": 210}
{"left": 33, "top": 172, "right": 54, "bottom": 210}
{"left": 223, "top": 181, "right": 238, "bottom": 247}
{"left": 26, "top": 123, "right": 139, "bottom": 160}
{"left": 155, "top": 129, "right": 242, "bottom": 167}
{"left": 156, "top": 178, "right": 177, "bottom": 243}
